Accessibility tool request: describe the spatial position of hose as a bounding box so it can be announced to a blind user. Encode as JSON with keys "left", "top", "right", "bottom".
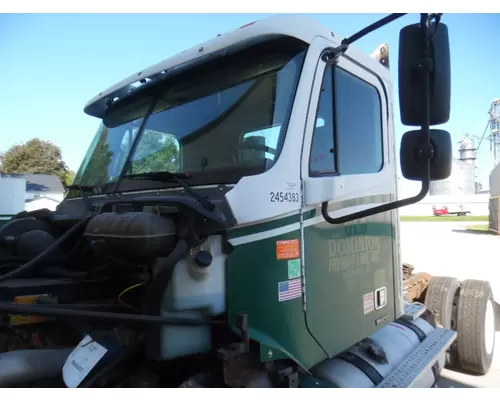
{"left": 10, "top": 208, "right": 54, "bottom": 221}
{"left": 139, "top": 239, "right": 191, "bottom": 357}
{"left": 44, "top": 267, "right": 90, "bottom": 279}
{"left": 0, "top": 232, "right": 89, "bottom": 266}
{"left": 0, "top": 302, "right": 223, "bottom": 326}
{"left": 33, "top": 302, "right": 131, "bottom": 312}
{"left": 141, "top": 239, "right": 189, "bottom": 315}
{"left": 0, "top": 348, "right": 73, "bottom": 388}
{"left": 0, "top": 263, "right": 22, "bottom": 274}
{"left": 0, "top": 217, "right": 92, "bottom": 283}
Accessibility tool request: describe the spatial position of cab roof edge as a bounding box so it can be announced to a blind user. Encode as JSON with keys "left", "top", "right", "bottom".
{"left": 83, "top": 15, "right": 338, "bottom": 119}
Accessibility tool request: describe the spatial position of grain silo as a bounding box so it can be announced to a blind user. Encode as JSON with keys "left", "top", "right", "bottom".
{"left": 429, "top": 134, "right": 477, "bottom": 196}
{"left": 488, "top": 99, "right": 500, "bottom": 232}
{"left": 490, "top": 99, "right": 500, "bottom": 167}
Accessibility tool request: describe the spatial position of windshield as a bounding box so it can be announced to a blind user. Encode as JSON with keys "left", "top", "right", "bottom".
{"left": 72, "top": 37, "right": 307, "bottom": 195}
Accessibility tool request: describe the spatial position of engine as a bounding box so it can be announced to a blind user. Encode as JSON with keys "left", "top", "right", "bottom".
{"left": 0, "top": 203, "right": 233, "bottom": 388}
{"left": 83, "top": 211, "right": 177, "bottom": 259}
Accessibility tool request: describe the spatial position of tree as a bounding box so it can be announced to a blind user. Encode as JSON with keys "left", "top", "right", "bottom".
{"left": 64, "top": 170, "right": 76, "bottom": 187}
{"left": 72, "top": 126, "right": 180, "bottom": 189}
{"left": 76, "top": 125, "right": 114, "bottom": 187}
{"left": 1, "top": 139, "right": 69, "bottom": 184}
{"left": 130, "top": 130, "right": 180, "bottom": 174}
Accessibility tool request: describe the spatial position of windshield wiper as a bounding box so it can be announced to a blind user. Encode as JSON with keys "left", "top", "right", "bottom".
{"left": 67, "top": 184, "right": 97, "bottom": 191}
{"left": 123, "top": 171, "right": 216, "bottom": 212}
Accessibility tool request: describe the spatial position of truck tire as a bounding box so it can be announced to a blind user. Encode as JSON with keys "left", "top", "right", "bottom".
{"left": 424, "top": 276, "right": 460, "bottom": 366}
{"left": 456, "top": 279, "right": 496, "bottom": 375}
{"left": 424, "top": 276, "right": 460, "bottom": 329}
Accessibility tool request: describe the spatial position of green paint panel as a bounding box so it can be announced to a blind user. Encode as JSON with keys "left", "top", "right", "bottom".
{"left": 303, "top": 212, "right": 397, "bottom": 359}
{"left": 226, "top": 194, "right": 398, "bottom": 370}
{"left": 227, "top": 228, "right": 326, "bottom": 370}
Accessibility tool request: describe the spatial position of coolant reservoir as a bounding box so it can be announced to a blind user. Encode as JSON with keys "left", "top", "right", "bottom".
{"left": 157, "top": 235, "right": 226, "bottom": 360}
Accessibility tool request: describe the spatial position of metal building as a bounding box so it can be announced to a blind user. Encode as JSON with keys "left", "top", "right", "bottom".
{"left": 488, "top": 100, "right": 500, "bottom": 233}
{"left": 489, "top": 160, "right": 500, "bottom": 233}
{"left": 429, "top": 134, "right": 477, "bottom": 196}
{"left": 490, "top": 99, "right": 500, "bottom": 166}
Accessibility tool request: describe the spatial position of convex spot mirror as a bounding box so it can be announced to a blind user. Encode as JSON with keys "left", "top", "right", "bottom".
{"left": 398, "top": 21, "right": 451, "bottom": 126}
{"left": 400, "top": 129, "right": 452, "bottom": 181}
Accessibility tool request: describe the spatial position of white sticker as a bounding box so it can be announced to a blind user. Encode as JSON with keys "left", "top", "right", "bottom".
{"left": 62, "top": 335, "right": 108, "bottom": 388}
{"left": 363, "top": 292, "right": 375, "bottom": 315}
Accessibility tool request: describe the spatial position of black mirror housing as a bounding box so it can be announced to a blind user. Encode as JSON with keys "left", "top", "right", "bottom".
{"left": 400, "top": 129, "right": 452, "bottom": 181}
{"left": 398, "top": 22, "right": 451, "bottom": 126}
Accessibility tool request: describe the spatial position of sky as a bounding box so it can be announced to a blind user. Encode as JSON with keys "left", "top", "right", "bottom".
{"left": 1, "top": 13, "right": 499, "bottom": 196}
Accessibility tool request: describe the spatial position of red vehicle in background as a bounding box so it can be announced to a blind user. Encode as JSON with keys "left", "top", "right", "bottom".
{"left": 432, "top": 205, "right": 471, "bottom": 217}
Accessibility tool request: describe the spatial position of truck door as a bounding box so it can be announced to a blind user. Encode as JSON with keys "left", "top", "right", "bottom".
{"left": 300, "top": 52, "right": 399, "bottom": 358}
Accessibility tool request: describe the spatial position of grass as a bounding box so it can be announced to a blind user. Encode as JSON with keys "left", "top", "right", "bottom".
{"left": 400, "top": 215, "right": 489, "bottom": 222}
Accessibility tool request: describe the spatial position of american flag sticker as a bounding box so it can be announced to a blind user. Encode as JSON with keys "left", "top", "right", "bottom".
{"left": 278, "top": 279, "right": 302, "bottom": 302}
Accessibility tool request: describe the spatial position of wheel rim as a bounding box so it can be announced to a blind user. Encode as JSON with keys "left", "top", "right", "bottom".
{"left": 485, "top": 300, "right": 495, "bottom": 355}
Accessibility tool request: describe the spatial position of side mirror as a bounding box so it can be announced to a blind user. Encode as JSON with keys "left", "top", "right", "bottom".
{"left": 400, "top": 129, "right": 452, "bottom": 181}
{"left": 319, "top": 14, "right": 453, "bottom": 226}
{"left": 398, "top": 21, "right": 451, "bottom": 126}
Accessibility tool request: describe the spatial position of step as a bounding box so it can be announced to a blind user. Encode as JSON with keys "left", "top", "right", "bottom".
{"left": 376, "top": 327, "right": 457, "bottom": 388}
{"left": 401, "top": 301, "right": 426, "bottom": 321}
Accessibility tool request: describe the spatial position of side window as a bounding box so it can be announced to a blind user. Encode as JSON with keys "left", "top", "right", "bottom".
{"left": 335, "top": 68, "right": 383, "bottom": 174}
{"left": 309, "top": 64, "right": 384, "bottom": 176}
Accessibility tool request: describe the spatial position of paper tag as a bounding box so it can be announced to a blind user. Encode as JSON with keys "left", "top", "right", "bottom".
{"left": 62, "top": 335, "right": 108, "bottom": 388}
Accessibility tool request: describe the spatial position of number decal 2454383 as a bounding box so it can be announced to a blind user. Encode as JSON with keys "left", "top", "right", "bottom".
{"left": 270, "top": 192, "right": 300, "bottom": 203}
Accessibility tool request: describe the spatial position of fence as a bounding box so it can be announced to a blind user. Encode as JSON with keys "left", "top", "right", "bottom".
{"left": 489, "top": 196, "right": 500, "bottom": 233}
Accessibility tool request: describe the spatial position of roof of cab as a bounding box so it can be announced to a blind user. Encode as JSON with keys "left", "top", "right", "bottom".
{"left": 84, "top": 14, "right": 391, "bottom": 119}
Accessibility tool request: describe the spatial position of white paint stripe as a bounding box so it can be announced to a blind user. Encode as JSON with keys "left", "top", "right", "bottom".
{"left": 229, "top": 210, "right": 300, "bottom": 232}
{"left": 230, "top": 201, "right": 390, "bottom": 245}
{"left": 228, "top": 222, "right": 301, "bottom": 246}
{"left": 302, "top": 201, "right": 389, "bottom": 228}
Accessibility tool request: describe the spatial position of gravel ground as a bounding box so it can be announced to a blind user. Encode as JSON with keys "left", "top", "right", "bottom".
{"left": 400, "top": 221, "right": 500, "bottom": 388}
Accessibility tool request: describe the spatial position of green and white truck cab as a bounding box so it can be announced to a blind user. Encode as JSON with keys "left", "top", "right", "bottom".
{"left": 0, "top": 14, "right": 495, "bottom": 388}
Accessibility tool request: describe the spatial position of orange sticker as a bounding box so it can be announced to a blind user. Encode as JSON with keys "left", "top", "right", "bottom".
{"left": 276, "top": 239, "right": 300, "bottom": 260}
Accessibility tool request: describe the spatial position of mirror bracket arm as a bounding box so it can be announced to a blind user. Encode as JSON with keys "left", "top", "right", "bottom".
{"left": 321, "top": 14, "right": 408, "bottom": 64}
{"left": 320, "top": 183, "right": 429, "bottom": 225}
